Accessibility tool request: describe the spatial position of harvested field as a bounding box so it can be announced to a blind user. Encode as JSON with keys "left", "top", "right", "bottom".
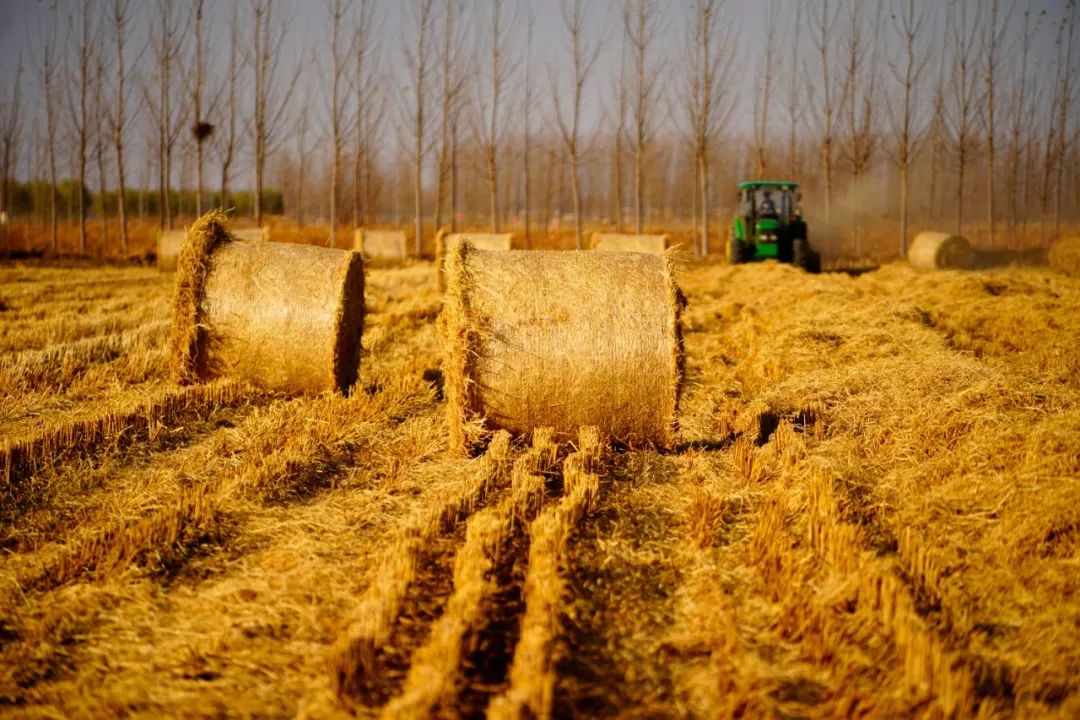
{"left": 1, "top": 256, "right": 1079, "bottom": 718}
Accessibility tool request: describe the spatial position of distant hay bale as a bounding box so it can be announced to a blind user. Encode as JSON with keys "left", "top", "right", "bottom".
{"left": 354, "top": 228, "right": 408, "bottom": 258}
{"left": 233, "top": 227, "right": 270, "bottom": 242}
{"left": 441, "top": 242, "right": 685, "bottom": 453}
{"left": 170, "top": 211, "right": 365, "bottom": 395}
{"left": 1049, "top": 233, "right": 1080, "bottom": 275}
{"left": 157, "top": 229, "right": 186, "bottom": 272}
{"left": 590, "top": 232, "right": 671, "bottom": 253}
{"left": 435, "top": 229, "right": 515, "bottom": 290}
{"left": 908, "top": 232, "right": 974, "bottom": 271}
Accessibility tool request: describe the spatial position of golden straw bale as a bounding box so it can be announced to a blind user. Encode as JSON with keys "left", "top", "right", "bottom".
{"left": 434, "top": 229, "right": 515, "bottom": 290}
{"left": 233, "top": 227, "right": 270, "bottom": 242}
{"left": 170, "top": 211, "right": 365, "bottom": 395}
{"left": 441, "top": 241, "right": 685, "bottom": 453}
{"left": 1048, "top": 233, "right": 1080, "bottom": 275}
{"left": 908, "top": 231, "right": 974, "bottom": 271}
{"left": 589, "top": 232, "right": 671, "bottom": 253}
{"left": 354, "top": 228, "right": 409, "bottom": 259}
{"left": 156, "top": 229, "right": 186, "bottom": 272}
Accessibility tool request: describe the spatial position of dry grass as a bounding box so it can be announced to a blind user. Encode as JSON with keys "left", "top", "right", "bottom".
{"left": 2, "top": 245, "right": 1079, "bottom": 717}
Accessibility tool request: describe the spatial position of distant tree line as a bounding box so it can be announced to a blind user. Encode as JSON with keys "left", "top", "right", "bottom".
{"left": 0, "top": 0, "right": 1077, "bottom": 258}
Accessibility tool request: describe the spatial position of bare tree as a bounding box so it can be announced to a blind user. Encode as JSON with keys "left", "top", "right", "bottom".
{"left": 325, "top": 0, "right": 349, "bottom": 246}
{"left": 68, "top": 0, "right": 96, "bottom": 253}
{"left": 982, "top": 0, "right": 1009, "bottom": 249}
{"left": 609, "top": 57, "right": 628, "bottom": 233}
{"left": 109, "top": 0, "right": 135, "bottom": 252}
{"left": 189, "top": 0, "right": 216, "bottom": 217}
{"left": 552, "top": 0, "right": 601, "bottom": 250}
{"left": 1005, "top": 9, "right": 1036, "bottom": 242}
{"left": 92, "top": 47, "right": 110, "bottom": 254}
{"left": 217, "top": 1, "right": 242, "bottom": 211}
{"left": 0, "top": 62, "right": 22, "bottom": 253}
{"left": 945, "top": 0, "right": 983, "bottom": 237}
{"left": 623, "top": 0, "right": 663, "bottom": 232}
{"left": 886, "top": 0, "right": 929, "bottom": 257}
{"left": 434, "top": 0, "right": 467, "bottom": 231}
{"left": 472, "top": 0, "right": 513, "bottom": 232}
{"left": 839, "top": 0, "right": 881, "bottom": 256}
{"left": 810, "top": 0, "right": 841, "bottom": 225}
{"left": 682, "top": 0, "right": 736, "bottom": 255}
{"left": 403, "top": 0, "right": 436, "bottom": 254}
{"left": 295, "top": 85, "right": 311, "bottom": 228}
{"left": 1053, "top": 1, "right": 1078, "bottom": 238}
{"left": 751, "top": 0, "right": 780, "bottom": 179}
{"left": 37, "top": 16, "right": 61, "bottom": 253}
{"left": 784, "top": 2, "right": 805, "bottom": 179}
{"left": 522, "top": 11, "right": 535, "bottom": 247}
{"left": 351, "top": 0, "right": 381, "bottom": 229}
{"left": 145, "top": 0, "right": 187, "bottom": 231}
{"left": 251, "top": 0, "right": 301, "bottom": 227}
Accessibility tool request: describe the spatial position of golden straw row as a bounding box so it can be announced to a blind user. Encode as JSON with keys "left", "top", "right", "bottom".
{"left": 488, "top": 427, "right": 604, "bottom": 720}
{"left": 378, "top": 430, "right": 561, "bottom": 718}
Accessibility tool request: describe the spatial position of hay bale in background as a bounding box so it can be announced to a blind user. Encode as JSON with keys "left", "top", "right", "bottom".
{"left": 354, "top": 229, "right": 409, "bottom": 259}
{"left": 157, "top": 229, "right": 186, "bottom": 272}
{"left": 908, "top": 232, "right": 974, "bottom": 271}
{"left": 233, "top": 227, "right": 270, "bottom": 242}
{"left": 590, "top": 232, "right": 671, "bottom": 254}
{"left": 1049, "top": 233, "right": 1080, "bottom": 275}
{"left": 441, "top": 242, "right": 684, "bottom": 453}
{"left": 170, "top": 212, "right": 365, "bottom": 395}
{"left": 435, "top": 230, "right": 515, "bottom": 290}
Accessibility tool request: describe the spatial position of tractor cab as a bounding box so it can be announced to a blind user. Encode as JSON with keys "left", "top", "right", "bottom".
{"left": 729, "top": 181, "right": 819, "bottom": 272}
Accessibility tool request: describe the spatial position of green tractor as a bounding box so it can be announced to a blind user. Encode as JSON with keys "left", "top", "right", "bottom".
{"left": 728, "top": 181, "right": 820, "bottom": 273}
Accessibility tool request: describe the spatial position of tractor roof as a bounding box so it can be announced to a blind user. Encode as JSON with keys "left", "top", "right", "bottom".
{"left": 738, "top": 181, "right": 799, "bottom": 190}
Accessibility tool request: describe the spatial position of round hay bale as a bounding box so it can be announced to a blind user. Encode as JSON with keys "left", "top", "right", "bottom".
{"left": 435, "top": 230, "right": 516, "bottom": 290}
{"left": 354, "top": 228, "right": 409, "bottom": 259}
{"left": 233, "top": 227, "right": 270, "bottom": 242}
{"left": 170, "top": 211, "right": 365, "bottom": 395}
{"left": 908, "top": 231, "right": 974, "bottom": 271}
{"left": 441, "top": 242, "right": 685, "bottom": 453}
{"left": 590, "top": 232, "right": 671, "bottom": 254}
{"left": 157, "top": 229, "right": 187, "bottom": 272}
{"left": 1049, "top": 233, "right": 1080, "bottom": 275}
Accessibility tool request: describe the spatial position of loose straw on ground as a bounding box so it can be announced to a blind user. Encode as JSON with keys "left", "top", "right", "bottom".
{"left": 908, "top": 232, "right": 974, "bottom": 271}
{"left": 169, "top": 211, "right": 365, "bottom": 395}
{"left": 440, "top": 241, "right": 685, "bottom": 453}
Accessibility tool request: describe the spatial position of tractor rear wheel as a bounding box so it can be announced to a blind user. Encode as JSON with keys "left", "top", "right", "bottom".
{"left": 793, "top": 239, "right": 821, "bottom": 273}
{"left": 728, "top": 237, "right": 742, "bottom": 265}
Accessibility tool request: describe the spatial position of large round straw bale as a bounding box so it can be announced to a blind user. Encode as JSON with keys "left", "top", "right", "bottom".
{"left": 170, "top": 212, "right": 365, "bottom": 395}
{"left": 441, "top": 242, "right": 685, "bottom": 453}
{"left": 590, "top": 232, "right": 671, "bottom": 254}
{"left": 354, "top": 228, "right": 409, "bottom": 258}
{"left": 908, "top": 231, "right": 973, "bottom": 271}
{"left": 1049, "top": 233, "right": 1080, "bottom": 275}
{"left": 157, "top": 229, "right": 187, "bottom": 272}
{"left": 233, "top": 227, "right": 270, "bottom": 242}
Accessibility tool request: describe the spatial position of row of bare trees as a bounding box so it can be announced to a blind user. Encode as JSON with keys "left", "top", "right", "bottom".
{"left": 1, "top": 0, "right": 1078, "bottom": 259}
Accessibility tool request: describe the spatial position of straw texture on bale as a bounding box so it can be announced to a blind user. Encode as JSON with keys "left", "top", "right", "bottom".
{"left": 354, "top": 228, "right": 408, "bottom": 258}
{"left": 435, "top": 230, "right": 515, "bottom": 290}
{"left": 441, "top": 242, "right": 684, "bottom": 453}
{"left": 590, "top": 232, "right": 671, "bottom": 254}
{"left": 170, "top": 211, "right": 365, "bottom": 395}
{"left": 233, "top": 227, "right": 270, "bottom": 242}
{"left": 156, "top": 229, "right": 186, "bottom": 272}
{"left": 1049, "top": 233, "right": 1080, "bottom": 275}
{"left": 908, "top": 231, "right": 974, "bottom": 271}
